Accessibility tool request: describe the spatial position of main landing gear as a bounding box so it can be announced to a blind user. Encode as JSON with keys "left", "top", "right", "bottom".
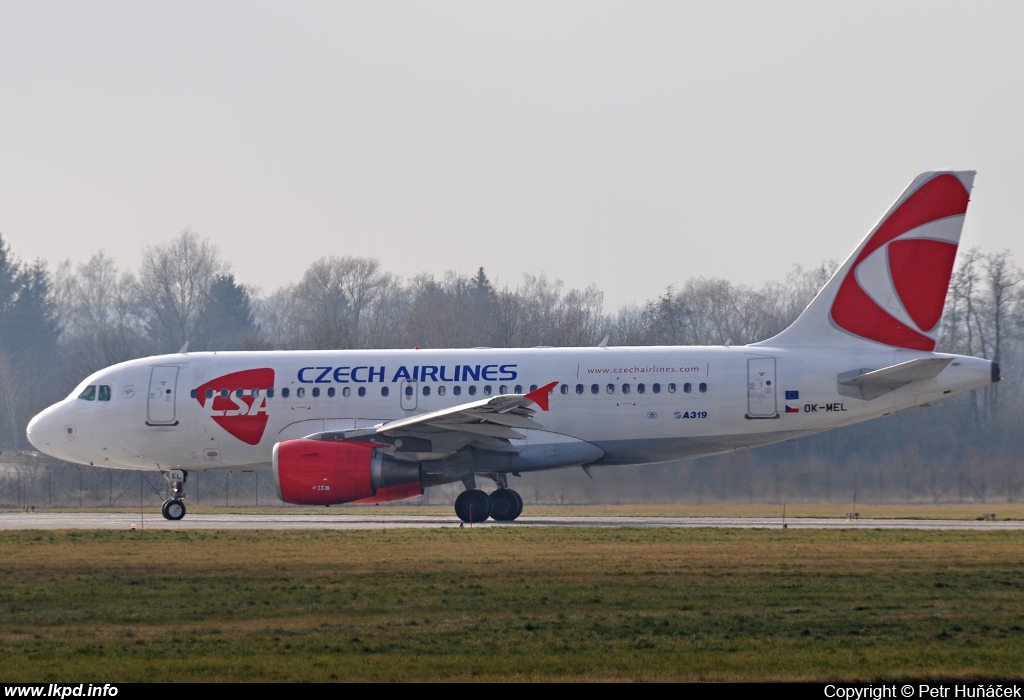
{"left": 160, "top": 470, "right": 188, "bottom": 521}
{"left": 454, "top": 478, "right": 524, "bottom": 523}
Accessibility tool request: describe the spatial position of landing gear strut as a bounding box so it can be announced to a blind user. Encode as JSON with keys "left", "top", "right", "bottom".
{"left": 160, "top": 470, "right": 188, "bottom": 521}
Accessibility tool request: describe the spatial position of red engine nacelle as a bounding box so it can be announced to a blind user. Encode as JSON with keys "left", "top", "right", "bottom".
{"left": 352, "top": 482, "right": 425, "bottom": 505}
{"left": 273, "top": 439, "right": 422, "bottom": 506}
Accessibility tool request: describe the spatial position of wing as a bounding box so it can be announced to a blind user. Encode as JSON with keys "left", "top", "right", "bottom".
{"left": 302, "top": 382, "right": 559, "bottom": 461}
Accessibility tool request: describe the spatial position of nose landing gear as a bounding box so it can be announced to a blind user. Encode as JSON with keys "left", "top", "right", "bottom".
{"left": 160, "top": 470, "right": 188, "bottom": 521}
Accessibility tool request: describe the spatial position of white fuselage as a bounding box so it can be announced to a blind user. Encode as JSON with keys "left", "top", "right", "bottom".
{"left": 27, "top": 344, "right": 994, "bottom": 475}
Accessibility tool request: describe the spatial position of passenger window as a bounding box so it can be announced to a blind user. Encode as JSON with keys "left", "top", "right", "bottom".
{"left": 576, "top": 384, "right": 584, "bottom": 394}
{"left": 343, "top": 387, "right": 351, "bottom": 397}
{"left": 653, "top": 383, "right": 661, "bottom": 394}
{"left": 282, "top": 388, "right": 290, "bottom": 398}
{"left": 484, "top": 385, "right": 492, "bottom": 396}
{"left": 499, "top": 385, "right": 507, "bottom": 394}
{"left": 700, "top": 382, "right": 708, "bottom": 393}
{"left": 423, "top": 386, "right": 431, "bottom": 396}
{"left": 637, "top": 383, "right": 645, "bottom": 394}
{"left": 560, "top": 384, "right": 569, "bottom": 395}
{"left": 358, "top": 387, "right": 366, "bottom": 397}
{"left": 221, "top": 389, "right": 229, "bottom": 398}
{"left": 405, "top": 385, "right": 414, "bottom": 397}
{"left": 190, "top": 389, "right": 197, "bottom": 399}
{"left": 514, "top": 385, "right": 522, "bottom": 394}
{"left": 297, "top": 387, "right": 305, "bottom": 398}
{"left": 235, "top": 389, "right": 244, "bottom": 398}
{"left": 381, "top": 387, "right": 389, "bottom": 397}
{"left": 668, "top": 383, "right": 676, "bottom": 393}
{"left": 529, "top": 385, "right": 538, "bottom": 392}
{"left": 438, "top": 385, "right": 446, "bottom": 396}
{"left": 591, "top": 384, "right": 599, "bottom": 394}
{"left": 606, "top": 384, "right": 615, "bottom": 394}
{"left": 312, "top": 387, "right": 320, "bottom": 398}
{"left": 267, "top": 389, "right": 275, "bottom": 398}
{"left": 252, "top": 388, "right": 260, "bottom": 397}
{"left": 622, "top": 384, "right": 630, "bottom": 394}
{"left": 684, "top": 383, "right": 692, "bottom": 393}
{"left": 328, "top": 387, "right": 336, "bottom": 398}
{"left": 453, "top": 385, "right": 462, "bottom": 396}
{"left": 206, "top": 389, "right": 214, "bottom": 399}
{"left": 469, "top": 386, "right": 477, "bottom": 396}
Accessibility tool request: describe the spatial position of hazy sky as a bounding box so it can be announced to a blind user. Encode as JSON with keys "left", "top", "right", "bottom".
{"left": 2, "top": 1, "right": 1021, "bottom": 310}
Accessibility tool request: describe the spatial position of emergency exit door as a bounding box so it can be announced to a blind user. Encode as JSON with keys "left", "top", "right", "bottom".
{"left": 400, "top": 380, "right": 418, "bottom": 410}
{"left": 746, "top": 358, "right": 778, "bottom": 418}
{"left": 147, "top": 366, "right": 179, "bottom": 425}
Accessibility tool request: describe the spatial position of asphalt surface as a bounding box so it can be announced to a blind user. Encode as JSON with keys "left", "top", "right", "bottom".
{"left": 1, "top": 512, "right": 1021, "bottom": 530}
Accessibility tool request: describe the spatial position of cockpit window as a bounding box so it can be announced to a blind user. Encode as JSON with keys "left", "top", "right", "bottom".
{"left": 78, "top": 385, "right": 96, "bottom": 401}
{"left": 98, "top": 385, "right": 111, "bottom": 402}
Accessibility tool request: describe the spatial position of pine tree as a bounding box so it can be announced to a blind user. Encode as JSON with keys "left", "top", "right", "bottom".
{"left": 0, "top": 235, "right": 61, "bottom": 448}
{"left": 197, "top": 274, "right": 257, "bottom": 350}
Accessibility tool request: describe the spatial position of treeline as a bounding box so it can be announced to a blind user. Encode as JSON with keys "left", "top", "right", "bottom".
{"left": 0, "top": 228, "right": 1021, "bottom": 504}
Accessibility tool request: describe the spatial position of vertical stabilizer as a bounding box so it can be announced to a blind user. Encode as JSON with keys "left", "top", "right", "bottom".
{"left": 758, "top": 171, "right": 975, "bottom": 350}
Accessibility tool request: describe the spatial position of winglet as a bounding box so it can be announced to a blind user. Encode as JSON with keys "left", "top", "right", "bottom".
{"left": 525, "top": 382, "right": 559, "bottom": 411}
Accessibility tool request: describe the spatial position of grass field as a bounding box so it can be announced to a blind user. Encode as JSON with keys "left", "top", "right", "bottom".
{"left": 2, "top": 528, "right": 1024, "bottom": 681}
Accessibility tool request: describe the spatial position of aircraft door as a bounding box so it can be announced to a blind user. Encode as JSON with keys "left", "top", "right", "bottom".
{"left": 148, "top": 366, "right": 180, "bottom": 425}
{"left": 746, "top": 357, "right": 778, "bottom": 418}
{"left": 400, "top": 380, "right": 418, "bottom": 410}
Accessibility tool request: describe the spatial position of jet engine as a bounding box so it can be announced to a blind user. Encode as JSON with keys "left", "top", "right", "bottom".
{"left": 273, "top": 439, "right": 422, "bottom": 506}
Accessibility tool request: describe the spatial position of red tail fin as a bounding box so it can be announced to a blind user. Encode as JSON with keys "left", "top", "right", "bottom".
{"left": 760, "top": 171, "right": 974, "bottom": 350}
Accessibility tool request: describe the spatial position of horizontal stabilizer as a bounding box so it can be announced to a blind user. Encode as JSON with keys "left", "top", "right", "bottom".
{"left": 838, "top": 357, "right": 953, "bottom": 400}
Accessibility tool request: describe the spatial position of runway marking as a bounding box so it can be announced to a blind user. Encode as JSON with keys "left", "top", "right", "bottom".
{"left": 1, "top": 513, "right": 1022, "bottom": 531}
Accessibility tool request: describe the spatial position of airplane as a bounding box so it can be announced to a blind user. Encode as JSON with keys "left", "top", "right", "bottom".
{"left": 26, "top": 170, "right": 998, "bottom": 522}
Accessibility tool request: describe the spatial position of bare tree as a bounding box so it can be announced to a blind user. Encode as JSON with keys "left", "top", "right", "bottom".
{"left": 984, "top": 251, "right": 1022, "bottom": 369}
{"left": 552, "top": 285, "right": 607, "bottom": 347}
{"left": 611, "top": 303, "right": 650, "bottom": 346}
{"left": 251, "top": 285, "right": 303, "bottom": 350}
{"left": 339, "top": 257, "right": 388, "bottom": 347}
{"left": 290, "top": 256, "right": 389, "bottom": 349}
{"left": 357, "top": 272, "right": 408, "bottom": 349}
{"left": 135, "top": 229, "right": 227, "bottom": 352}
{"left": 56, "top": 252, "right": 150, "bottom": 376}
{"left": 489, "top": 285, "right": 523, "bottom": 348}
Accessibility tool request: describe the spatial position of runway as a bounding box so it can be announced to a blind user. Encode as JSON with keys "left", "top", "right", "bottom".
{"left": 1, "top": 512, "right": 1022, "bottom": 531}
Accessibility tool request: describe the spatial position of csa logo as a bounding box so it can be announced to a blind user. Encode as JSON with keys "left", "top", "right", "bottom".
{"left": 194, "top": 368, "right": 275, "bottom": 445}
{"left": 830, "top": 173, "right": 970, "bottom": 351}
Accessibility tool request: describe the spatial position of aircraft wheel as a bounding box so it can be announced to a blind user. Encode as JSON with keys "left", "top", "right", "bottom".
{"left": 510, "top": 489, "right": 524, "bottom": 520}
{"left": 454, "top": 489, "right": 492, "bottom": 523}
{"left": 163, "top": 499, "right": 186, "bottom": 521}
{"left": 490, "top": 489, "right": 523, "bottom": 522}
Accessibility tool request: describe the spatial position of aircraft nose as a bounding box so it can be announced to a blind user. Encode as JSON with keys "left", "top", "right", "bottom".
{"left": 26, "top": 404, "right": 66, "bottom": 457}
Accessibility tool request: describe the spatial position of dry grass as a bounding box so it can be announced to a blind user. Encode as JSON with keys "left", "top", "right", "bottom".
{"left": 1, "top": 528, "right": 1023, "bottom": 681}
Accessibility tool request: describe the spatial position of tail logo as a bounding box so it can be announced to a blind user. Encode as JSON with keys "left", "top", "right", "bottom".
{"left": 830, "top": 174, "right": 970, "bottom": 350}
{"left": 194, "top": 368, "right": 275, "bottom": 445}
